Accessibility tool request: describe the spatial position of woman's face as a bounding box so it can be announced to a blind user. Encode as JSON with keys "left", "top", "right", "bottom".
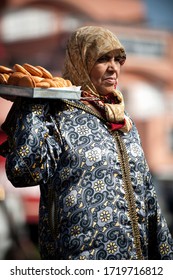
{"left": 89, "top": 50, "right": 123, "bottom": 96}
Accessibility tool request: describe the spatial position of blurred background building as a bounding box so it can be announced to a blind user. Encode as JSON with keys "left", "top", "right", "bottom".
{"left": 0, "top": 0, "right": 173, "bottom": 259}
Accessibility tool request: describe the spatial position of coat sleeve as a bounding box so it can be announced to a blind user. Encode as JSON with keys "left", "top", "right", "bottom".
{"left": 2, "top": 98, "right": 62, "bottom": 187}
{"left": 145, "top": 164, "right": 173, "bottom": 259}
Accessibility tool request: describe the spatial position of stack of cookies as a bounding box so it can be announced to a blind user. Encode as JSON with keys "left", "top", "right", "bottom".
{"left": 0, "top": 63, "right": 72, "bottom": 88}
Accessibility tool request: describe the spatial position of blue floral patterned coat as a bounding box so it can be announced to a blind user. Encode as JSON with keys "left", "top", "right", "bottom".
{"left": 1, "top": 97, "right": 173, "bottom": 260}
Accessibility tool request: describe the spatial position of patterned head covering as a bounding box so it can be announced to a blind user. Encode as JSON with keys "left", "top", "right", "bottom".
{"left": 62, "top": 26, "right": 132, "bottom": 133}
{"left": 62, "top": 25, "right": 126, "bottom": 93}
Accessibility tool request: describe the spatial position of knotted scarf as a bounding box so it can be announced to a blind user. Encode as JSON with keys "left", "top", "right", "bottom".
{"left": 81, "top": 87, "right": 132, "bottom": 133}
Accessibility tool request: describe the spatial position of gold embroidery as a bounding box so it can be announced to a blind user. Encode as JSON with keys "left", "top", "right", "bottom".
{"left": 48, "top": 187, "right": 58, "bottom": 239}
{"left": 113, "top": 131, "right": 144, "bottom": 260}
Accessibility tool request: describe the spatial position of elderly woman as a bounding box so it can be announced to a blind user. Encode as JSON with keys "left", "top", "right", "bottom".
{"left": 0, "top": 26, "right": 173, "bottom": 260}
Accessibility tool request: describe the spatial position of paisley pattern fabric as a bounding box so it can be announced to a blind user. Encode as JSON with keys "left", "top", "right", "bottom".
{"left": 1, "top": 98, "right": 173, "bottom": 260}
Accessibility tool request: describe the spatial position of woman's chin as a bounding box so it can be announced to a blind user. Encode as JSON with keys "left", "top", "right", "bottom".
{"left": 99, "top": 85, "right": 116, "bottom": 96}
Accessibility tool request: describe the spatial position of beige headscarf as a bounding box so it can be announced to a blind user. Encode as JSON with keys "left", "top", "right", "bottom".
{"left": 62, "top": 26, "right": 132, "bottom": 132}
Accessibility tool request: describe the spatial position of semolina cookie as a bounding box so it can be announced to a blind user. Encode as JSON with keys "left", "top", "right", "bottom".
{"left": 0, "top": 73, "right": 8, "bottom": 84}
{"left": 36, "top": 66, "right": 53, "bottom": 79}
{"left": 18, "top": 75, "right": 36, "bottom": 88}
{"left": 41, "top": 78, "right": 57, "bottom": 87}
{"left": 65, "top": 79, "right": 72, "bottom": 87}
{"left": 13, "top": 64, "right": 31, "bottom": 76}
{"left": 32, "top": 76, "right": 43, "bottom": 83}
{"left": 36, "top": 81, "right": 50, "bottom": 88}
{"left": 0, "top": 65, "right": 13, "bottom": 74}
{"left": 48, "top": 80, "right": 58, "bottom": 87}
{"left": 53, "top": 77, "right": 65, "bottom": 83}
{"left": 52, "top": 80, "right": 64, "bottom": 87}
{"left": 3, "top": 73, "right": 10, "bottom": 81}
{"left": 23, "top": 63, "right": 43, "bottom": 77}
{"left": 53, "top": 77, "right": 67, "bottom": 87}
{"left": 8, "top": 72, "right": 27, "bottom": 86}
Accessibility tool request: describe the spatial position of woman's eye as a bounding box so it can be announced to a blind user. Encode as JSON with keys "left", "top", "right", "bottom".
{"left": 97, "top": 55, "right": 125, "bottom": 65}
{"left": 114, "top": 56, "right": 121, "bottom": 62}
{"left": 97, "top": 56, "right": 109, "bottom": 63}
{"left": 115, "top": 56, "right": 125, "bottom": 65}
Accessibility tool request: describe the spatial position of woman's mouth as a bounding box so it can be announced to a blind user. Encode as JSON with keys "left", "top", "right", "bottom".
{"left": 104, "top": 77, "right": 117, "bottom": 85}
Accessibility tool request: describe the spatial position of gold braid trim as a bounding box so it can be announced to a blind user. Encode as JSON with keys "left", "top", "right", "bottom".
{"left": 48, "top": 188, "right": 58, "bottom": 239}
{"left": 113, "top": 131, "right": 144, "bottom": 260}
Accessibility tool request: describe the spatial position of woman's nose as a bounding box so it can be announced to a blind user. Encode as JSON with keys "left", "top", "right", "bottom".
{"left": 108, "top": 59, "right": 119, "bottom": 71}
